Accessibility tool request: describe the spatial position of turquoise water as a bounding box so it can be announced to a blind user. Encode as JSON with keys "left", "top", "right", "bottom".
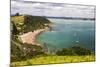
{"left": 37, "top": 18, "right": 95, "bottom": 50}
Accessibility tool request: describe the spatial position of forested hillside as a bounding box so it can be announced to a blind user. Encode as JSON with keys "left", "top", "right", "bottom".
{"left": 11, "top": 15, "right": 51, "bottom": 62}
{"left": 11, "top": 15, "right": 51, "bottom": 34}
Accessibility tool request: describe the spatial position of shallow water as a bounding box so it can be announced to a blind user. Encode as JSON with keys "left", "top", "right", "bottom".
{"left": 37, "top": 18, "right": 95, "bottom": 50}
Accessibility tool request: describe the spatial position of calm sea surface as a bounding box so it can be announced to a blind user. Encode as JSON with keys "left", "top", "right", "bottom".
{"left": 37, "top": 18, "right": 95, "bottom": 50}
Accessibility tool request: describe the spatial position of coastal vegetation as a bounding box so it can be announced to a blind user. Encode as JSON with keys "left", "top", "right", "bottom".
{"left": 11, "top": 14, "right": 51, "bottom": 62}
{"left": 56, "top": 45, "right": 94, "bottom": 56}
{"left": 11, "top": 14, "right": 95, "bottom": 67}
{"left": 11, "top": 55, "right": 95, "bottom": 66}
{"left": 11, "top": 14, "right": 51, "bottom": 34}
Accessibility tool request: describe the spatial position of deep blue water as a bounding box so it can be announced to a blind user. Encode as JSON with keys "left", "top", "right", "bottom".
{"left": 37, "top": 18, "right": 95, "bottom": 50}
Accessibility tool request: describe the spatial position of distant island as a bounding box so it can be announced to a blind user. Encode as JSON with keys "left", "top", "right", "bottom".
{"left": 43, "top": 16, "right": 95, "bottom": 20}
{"left": 11, "top": 14, "right": 95, "bottom": 20}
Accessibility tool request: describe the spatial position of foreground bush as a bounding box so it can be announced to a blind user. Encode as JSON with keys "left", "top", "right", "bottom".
{"left": 56, "top": 48, "right": 76, "bottom": 55}
{"left": 56, "top": 45, "right": 93, "bottom": 56}
{"left": 11, "top": 35, "right": 46, "bottom": 62}
{"left": 70, "top": 45, "right": 93, "bottom": 55}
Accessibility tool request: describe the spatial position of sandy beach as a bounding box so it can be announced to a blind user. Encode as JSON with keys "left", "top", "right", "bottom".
{"left": 19, "top": 27, "right": 49, "bottom": 45}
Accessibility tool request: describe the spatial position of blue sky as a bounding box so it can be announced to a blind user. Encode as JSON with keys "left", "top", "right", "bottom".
{"left": 11, "top": 0, "right": 95, "bottom": 18}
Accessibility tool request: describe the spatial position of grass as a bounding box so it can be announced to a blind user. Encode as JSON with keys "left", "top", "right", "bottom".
{"left": 11, "top": 55, "right": 95, "bottom": 66}
{"left": 11, "top": 16, "right": 24, "bottom": 24}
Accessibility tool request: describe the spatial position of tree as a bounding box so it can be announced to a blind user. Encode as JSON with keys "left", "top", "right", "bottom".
{"left": 15, "top": 13, "right": 19, "bottom": 16}
{"left": 56, "top": 45, "right": 93, "bottom": 56}
{"left": 56, "top": 48, "right": 76, "bottom": 56}
{"left": 11, "top": 21, "right": 19, "bottom": 35}
{"left": 70, "top": 45, "right": 92, "bottom": 55}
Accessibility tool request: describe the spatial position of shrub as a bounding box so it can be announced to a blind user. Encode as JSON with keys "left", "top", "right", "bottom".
{"left": 22, "top": 44, "right": 45, "bottom": 57}
{"left": 15, "top": 13, "right": 20, "bottom": 16}
{"left": 70, "top": 45, "right": 92, "bottom": 55}
{"left": 56, "top": 46, "right": 93, "bottom": 56}
{"left": 56, "top": 48, "right": 76, "bottom": 56}
{"left": 11, "top": 36, "right": 46, "bottom": 62}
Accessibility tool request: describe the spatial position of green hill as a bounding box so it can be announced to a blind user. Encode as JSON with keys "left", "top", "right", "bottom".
{"left": 11, "top": 15, "right": 51, "bottom": 35}
{"left": 11, "top": 15, "right": 51, "bottom": 62}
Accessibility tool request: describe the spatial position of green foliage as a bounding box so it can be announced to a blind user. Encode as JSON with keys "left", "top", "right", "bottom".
{"left": 11, "top": 35, "right": 24, "bottom": 61}
{"left": 56, "top": 46, "right": 93, "bottom": 56}
{"left": 11, "top": 15, "right": 51, "bottom": 34}
{"left": 23, "top": 15, "right": 51, "bottom": 33}
{"left": 11, "top": 35, "right": 46, "bottom": 62}
{"left": 15, "top": 13, "right": 20, "bottom": 16}
{"left": 56, "top": 48, "right": 76, "bottom": 56}
{"left": 11, "top": 15, "right": 51, "bottom": 62}
{"left": 70, "top": 45, "right": 92, "bottom": 55}
{"left": 21, "top": 43, "right": 45, "bottom": 57}
{"left": 11, "top": 21, "right": 19, "bottom": 35}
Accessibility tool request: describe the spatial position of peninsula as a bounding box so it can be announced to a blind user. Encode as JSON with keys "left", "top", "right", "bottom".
{"left": 11, "top": 15, "right": 51, "bottom": 45}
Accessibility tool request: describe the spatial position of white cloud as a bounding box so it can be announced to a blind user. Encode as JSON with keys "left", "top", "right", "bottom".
{"left": 11, "top": 0, "right": 95, "bottom": 18}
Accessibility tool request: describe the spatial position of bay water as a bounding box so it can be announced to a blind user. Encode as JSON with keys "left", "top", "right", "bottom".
{"left": 37, "top": 18, "right": 95, "bottom": 51}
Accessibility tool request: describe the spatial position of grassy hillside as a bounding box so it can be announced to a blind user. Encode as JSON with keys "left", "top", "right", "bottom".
{"left": 11, "top": 16, "right": 24, "bottom": 24}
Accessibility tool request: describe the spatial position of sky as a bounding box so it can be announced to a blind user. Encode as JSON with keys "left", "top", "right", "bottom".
{"left": 11, "top": 0, "right": 95, "bottom": 18}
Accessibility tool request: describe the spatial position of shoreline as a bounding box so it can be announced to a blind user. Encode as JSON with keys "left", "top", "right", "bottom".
{"left": 19, "top": 27, "right": 50, "bottom": 46}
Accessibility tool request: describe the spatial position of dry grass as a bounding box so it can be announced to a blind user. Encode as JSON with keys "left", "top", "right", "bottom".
{"left": 11, "top": 55, "right": 95, "bottom": 66}
{"left": 11, "top": 16, "right": 24, "bottom": 23}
